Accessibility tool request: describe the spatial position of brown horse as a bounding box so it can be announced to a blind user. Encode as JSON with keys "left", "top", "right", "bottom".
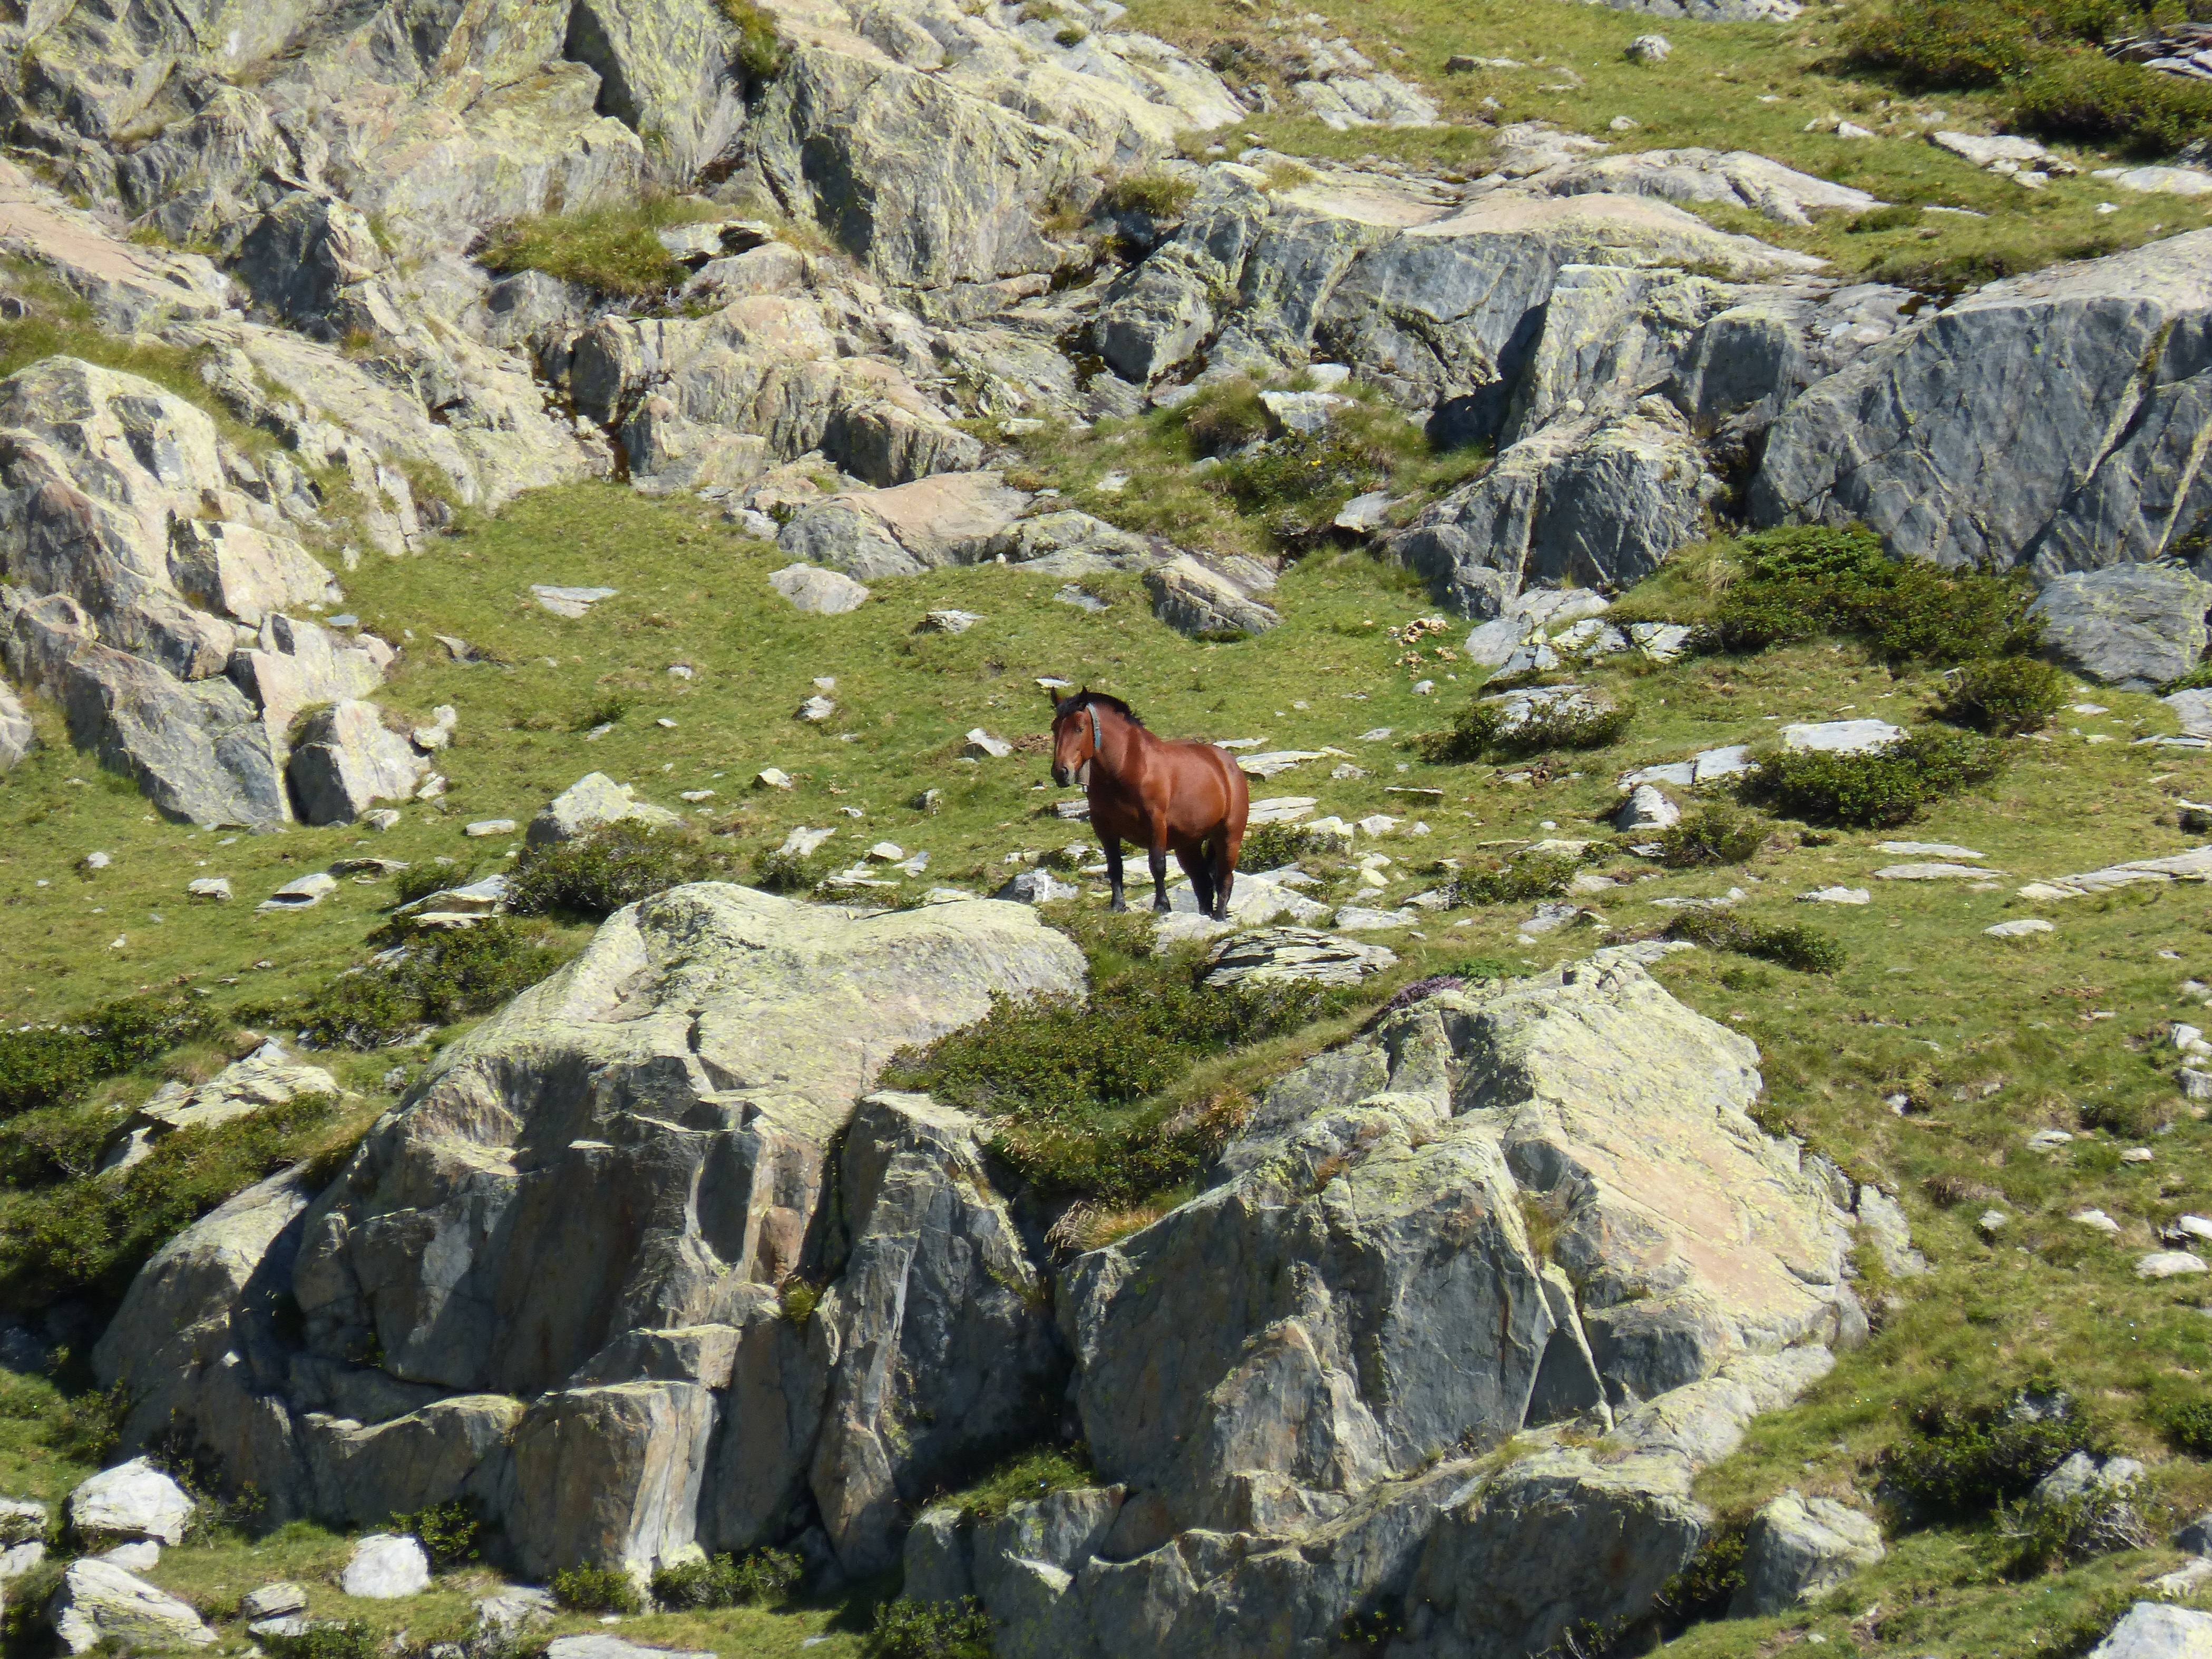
{"left": 1049, "top": 690, "right": 1250, "bottom": 919}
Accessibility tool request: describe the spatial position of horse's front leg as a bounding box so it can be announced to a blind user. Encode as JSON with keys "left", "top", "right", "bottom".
{"left": 1148, "top": 844, "right": 1172, "bottom": 912}
{"left": 1104, "top": 840, "right": 1127, "bottom": 912}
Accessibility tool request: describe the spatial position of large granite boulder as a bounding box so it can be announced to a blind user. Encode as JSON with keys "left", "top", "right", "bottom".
{"left": 903, "top": 959, "right": 1860, "bottom": 1656}
{"left": 48, "top": 1560, "right": 215, "bottom": 1654}
{"left": 1753, "top": 231, "right": 2212, "bottom": 575}
{"left": 1730, "top": 1489, "right": 1885, "bottom": 1616}
{"left": 287, "top": 701, "right": 428, "bottom": 826}
{"left": 2031, "top": 564, "right": 2212, "bottom": 690}
{"left": 95, "top": 887, "right": 1086, "bottom": 1574}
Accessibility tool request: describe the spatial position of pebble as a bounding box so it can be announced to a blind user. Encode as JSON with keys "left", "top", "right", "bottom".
{"left": 464, "top": 820, "right": 518, "bottom": 837}
{"left": 1800, "top": 887, "right": 1869, "bottom": 905}
{"left": 2072, "top": 1209, "right": 2121, "bottom": 1235}
{"left": 680, "top": 791, "right": 715, "bottom": 803}
{"left": 1985, "top": 918, "right": 2054, "bottom": 938}
{"left": 186, "top": 877, "right": 232, "bottom": 902}
{"left": 798, "top": 695, "right": 835, "bottom": 722}
{"left": 2026, "top": 1128, "right": 2074, "bottom": 1152}
{"left": 756, "top": 768, "right": 794, "bottom": 789}
{"left": 2139, "top": 1251, "right": 2209, "bottom": 1279}
{"left": 82, "top": 851, "right": 111, "bottom": 870}
{"left": 1979, "top": 1209, "right": 2010, "bottom": 1234}
{"left": 865, "top": 843, "right": 905, "bottom": 862}
{"left": 2122, "top": 1147, "right": 2155, "bottom": 1163}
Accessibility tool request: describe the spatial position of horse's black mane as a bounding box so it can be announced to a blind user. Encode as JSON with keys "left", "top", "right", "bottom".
{"left": 1055, "top": 689, "right": 1144, "bottom": 727}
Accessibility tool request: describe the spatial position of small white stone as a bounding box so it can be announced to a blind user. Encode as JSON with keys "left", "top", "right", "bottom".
{"left": 2138, "top": 1251, "right": 2209, "bottom": 1280}
{"left": 755, "top": 768, "right": 794, "bottom": 790}
{"left": 1985, "top": 918, "right": 2053, "bottom": 938}
{"left": 340, "top": 1534, "right": 431, "bottom": 1599}
{"left": 463, "top": 819, "right": 517, "bottom": 837}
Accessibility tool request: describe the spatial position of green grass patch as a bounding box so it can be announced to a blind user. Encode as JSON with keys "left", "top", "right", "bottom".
{"left": 292, "top": 920, "right": 569, "bottom": 1050}
{"left": 1663, "top": 908, "right": 1846, "bottom": 973}
{"left": 716, "top": 0, "right": 790, "bottom": 79}
{"left": 1426, "top": 692, "right": 1634, "bottom": 764}
{"left": 0, "top": 992, "right": 218, "bottom": 1118}
{"left": 477, "top": 198, "right": 725, "bottom": 299}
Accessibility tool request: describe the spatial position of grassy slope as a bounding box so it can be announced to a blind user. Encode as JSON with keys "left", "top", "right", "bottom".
{"left": 8, "top": 473, "right": 2212, "bottom": 1651}
{"left": 1128, "top": 0, "right": 2201, "bottom": 289}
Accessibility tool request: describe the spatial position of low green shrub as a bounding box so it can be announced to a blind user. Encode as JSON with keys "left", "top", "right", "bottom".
{"left": 715, "top": 0, "right": 788, "bottom": 78}
{"left": 752, "top": 847, "right": 824, "bottom": 894}
{"left": 296, "top": 920, "right": 565, "bottom": 1049}
{"left": 1444, "top": 851, "right": 1579, "bottom": 906}
{"left": 1698, "top": 524, "right": 2039, "bottom": 665}
{"left": 552, "top": 1564, "right": 642, "bottom": 1614}
{"left": 1740, "top": 728, "right": 2006, "bottom": 828}
{"left": 0, "top": 1090, "right": 340, "bottom": 1309}
{"left": 1179, "top": 378, "right": 1272, "bottom": 456}
{"left": 1428, "top": 694, "right": 1633, "bottom": 764}
{"left": 0, "top": 992, "right": 218, "bottom": 1119}
{"left": 391, "top": 1499, "right": 482, "bottom": 1569}
{"left": 1104, "top": 170, "right": 1197, "bottom": 217}
{"left": 1664, "top": 910, "right": 1846, "bottom": 974}
{"left": 2158, "top": 1397, "right": 2212, "bottom": 1457}
{"left": 479, "top": 200, "right": 722, "bottom": 299}
{"left": 1654, "top": 804, "right": 1767, "bottom": 868}
{"left": 883, "top": 963, "right": 1337, "bottom": 1206}
{"left": 1938, "top": 657, "right": 2070, "bottom": 736}
{"left": 868, "top": 1597, "right": 993, "bottom": 1659}
{"left": 1237, "top": 822, "right": 1337, "bottom": 872}
{"left": 267, "top": 1620, "right": 381, "bottom": 1659}
{"left": 1881, "top": 1389, "right": 2106, "bottom": 1520}
{"left": 1996, "top": 1486, "right": 2153, "bottom": 1574}
{"left": 649, "top": 1548, "right": 802, "bottom": 1610}
{"left": 946, "top": 1446, "right": 1094, "bottom": 1521}
{"left": 509, "top": 826, "right": 729, "bottom": 920}
{"left": 1841, "top": 0, "right": 2212, "bottom": 153}
{"left": 1655, "top": 1516, "right": 1751, "bottom": 1623}
{"left": 393, "top": 861, "right": 471, "bottom": 908}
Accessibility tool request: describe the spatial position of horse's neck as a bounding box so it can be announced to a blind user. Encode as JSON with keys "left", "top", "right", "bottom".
{"left": 1101, "top": 712, "right": 1148, "bottom": 769}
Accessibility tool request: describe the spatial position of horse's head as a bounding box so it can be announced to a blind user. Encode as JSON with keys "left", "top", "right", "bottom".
{"left": 1050, "top": 694, "right": 1100, "bottom": 789}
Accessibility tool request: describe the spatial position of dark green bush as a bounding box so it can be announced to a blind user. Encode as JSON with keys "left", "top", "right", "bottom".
{"left": 393, "top": 862, "right": 471, "bottom": 908}
{"left": 1104, "top": 170, "right": 1197, "bottom": 217}
{"left": 1882, "top": 1390, "right": 2106, "bottom": 1520}
{"left": 0, "top": 1090, "right": 339, "bottom": 1310}
{"left": 391, "top": 1499, "right": 482, "bottom": 1569}
{"left": 752, "top": 847, "right": 824, "bottom": 894}
{"left": 1237, "top": 822, "right": 1336, "bottom": 872}
{"left": 509, "top": 826, "right": 728, "bottom": 921}
{"left": 1428, "top": 694, "right": 1633, "bottom": 764}
{"left": 882, "top": 965, "right": 1336, "bottom": 1205}
{"left": 1665, "top": 910, "right": 1846, "bottom": 974}
{"left": 552, "top": 1564, "right": 642, "bottom": 1614}
{"left": 650, "top": 1548, "right": 802, "bottom": 1610}
{"left": 267, "top": 1621, "right": 381, "bottom": 1659}
{"left": 296, "top": 920, "right": 565, "bottom": 1049}
{"left": 1654, "top": 804, "right": 1767, "bottom": 868}
{"left": 1741, "top": 728, "right": 2006, "bottom": 828}
{"left": 1939, "top": 657, "right": 2070, "bottom": 735}
{"left": 868, "top": 1597, "right": 993, "bottom": 1659}
{"left": 1699, "top": 524, "right": 2039, "bottom": 665}
{"left": 1444, "top": 851, "right": 1580, "bottom": 906}
{"left": 1841, "top": 0, "right": 2212, "bottom": 153}
{"left": 715, "top": 0, "right": 789, "bottom": 78}
{"left": 2159, "top": 1398, "right": 2212, "bottom": 1457}
{"left": 0, "top": 993, "right": 218, "bottom": 1119}
{"left": 1655, "top": 1518, "right": 1751, "bottom": 1623}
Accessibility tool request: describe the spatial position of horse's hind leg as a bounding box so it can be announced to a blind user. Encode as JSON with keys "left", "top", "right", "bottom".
{"left": 1103, "top": 840, "right": 1127, "bottom": 912}
{"left": 1148, "top": 844, "right": 1171, "bottom": 912}
{"left": 1210, "top": 833, "right": 1237, "bottom": 921}
{"left": 1176, "top": 847, "right": 1211, "bottom": 916}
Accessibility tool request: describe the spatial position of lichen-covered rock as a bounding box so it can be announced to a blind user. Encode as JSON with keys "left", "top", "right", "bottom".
{"left": 287, "top": 701, "right": 427, "bottom": 826}
{"left": 1392, "top": 406, "right": 1708, "bottom": 617}
{"left": 1731, "top": 1489, "right": 1884, "bottom": 1615}
{"left": 1144, "top": 556, "right": 1282, "bottom": 638}
{"left": 66, "top": 1460, "right": 195, "bottom": 1547}
{"left": 526, "top": 773, "right": 686, "bottom": 847}
{"left": 48, "top": 1559, "right": 215, "bottom": 1654}
{"left": 1753, "top": 231, "right": 2212, "bottom": 575}
{"left": 807, "top": 1093, "right": 1065, "bottom": 1575}
{"left": 2031, "top": 565, "right": 2212, "bottom": 690}
{"left": 1061, "top": 960, "right": 1859, "bottom": 1547}
{"left": 768, "top": 564, "right": 874, "bottom": 614}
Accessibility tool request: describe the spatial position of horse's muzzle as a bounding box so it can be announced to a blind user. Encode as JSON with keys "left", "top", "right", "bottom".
{"left": 1051, "top": 763, "right": 1072, "bottom": 788}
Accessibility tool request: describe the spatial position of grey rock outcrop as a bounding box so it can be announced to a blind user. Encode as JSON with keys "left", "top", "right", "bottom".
{"left": 1202, "top": 928, "right": 1398, "bottom": 989}
{"left": 96, "top": 887, "right": 1085, "bottom": 1574}
{"left": 1730, "top": 1490, "right": 1885, "bottom": 1615}
{"left": 67, "top": 1460, "right": 194, "bottom": 1546}
{"left": 287, "top": 701, "right": 428, "bottom": 826}
{"left": 48, "top": 1560, "right": 215, "bottom": 1654}
{"left": 2086, "top": 1603, "right": 2212, "bottom": 1657}
{"left": 1144, "top": 556, "right": 1283, "bottom": 638}
{"left": 527, "top": 773, "right": 687, "bottom": 847}
{"left": 1755, "top": 232, "right": 2212, "bottom": 575}
{"left": 2031, "top": 565, "right": 2212, "bottom": 689}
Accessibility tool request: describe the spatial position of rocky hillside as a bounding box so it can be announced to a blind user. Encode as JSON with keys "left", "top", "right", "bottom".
{"left": 7, "top": 0, "right": 2212, "bottom": 1654}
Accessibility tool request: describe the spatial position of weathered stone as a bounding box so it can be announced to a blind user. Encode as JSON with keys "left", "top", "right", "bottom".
{"left": 768, "top": 565, "right": 873, "bottom": 615}
{"left": 100, "top": 1042, "right": 336, "bottom": 1175}
{"left": 66, "top": 1460, "right": 194, "bottom": 1546}
{"left": 1730, "top": 1489, "right": 1885, "bottom": 1615}
{"left": 1615, "top": 783, "right": 1679, "bottom": 832}
{"left": 527, "top": 774, "right": 686, "bottom": 847}
{"left": 807, "top": 1094, "right": 1064, "bottom": 1575}
{"left": 1144, "top": 556, "right": 1282, "bottom": 638}
{"left": 1202, "top": 927, "right": 1398, "bottom": 988}
{"left": 0, "top": 680, "right": 32, "bottom": 770}
{"left": 1545, "top": 148, "right": 1876, "bottom": 227}
{"left": 287, "top": 701, "right": 426, "bottom": 826}
{"left": 48, "top": 1559, "right": 215, "bottom": 1654}
{"left": 2031, "top": 565, "right": 2212, "bottom": 690}
{"left": 340, "top": 1533, "right": 431, "bottom": 1598}
{"left": 1753, "top": 231, "right": 2212, "bottom": 576}
{"left": 501, "top": 1382, "right": 716, "bottom": 1577}
{"left": 239, "top": 1584, "right": 307, "bottom": 1620}
{"left": 2086, "top": 1604, "right": 2212, "bottom": 1658}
